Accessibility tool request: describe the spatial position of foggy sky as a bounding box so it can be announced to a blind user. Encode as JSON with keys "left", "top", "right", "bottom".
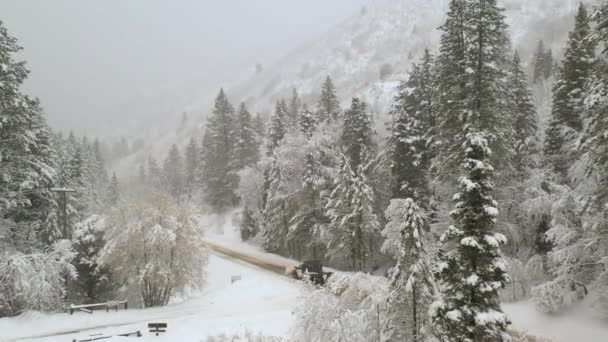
{"left": 0, "top": 0, "right": 370, "bottom": 137}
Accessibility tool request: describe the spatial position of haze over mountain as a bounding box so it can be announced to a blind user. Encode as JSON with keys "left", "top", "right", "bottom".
{"left": 0, "top": 0, "right": 369, "bottom": 137}
{"left": 111, "top": 0, "right": 585, "bottom": 175}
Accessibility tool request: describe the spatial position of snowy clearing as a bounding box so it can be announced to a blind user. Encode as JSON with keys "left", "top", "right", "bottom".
{"left": 503, "top": 299, "right": 608, "bottom": 342}
{"left": 0, "top": 253, "right": 298, "bottom": 341}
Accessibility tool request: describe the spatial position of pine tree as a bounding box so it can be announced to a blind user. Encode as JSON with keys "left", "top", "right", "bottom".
{"left": 147, "top": 156, "right": 163, "bottom": 190}
{"left": 341, "top": 98, "right": 375, "bottom": 169}
{"left": 163, "top": 144, "right": 184, "bottom": 200}
{"left": 584, "top": 2, "right": 608, "bottom": 206}
{"left": 184, "top": 138, "right": 199, "bottom": 199}
{"left": 388, "top": 49, "right": 436, "bottom": 202}
{"left": 200, "top": 89, "right": 239, "bottom": 210}
{"left": 508, "top": 51, "right": 538, "bottom": 167}
{"left": 298, "top": 104, "right": 317, "bottom": 138}
{"left": 383, "top": 198, "right": 437, "bottom": 342}
{"left": 545, "top": 4, "right": 596, "bottom": 174}
{"left": 240, "top": 206, "right": 259, "bottom": 241}
{"left": 288, "top": 150, "right": 327, "bottom": 260}
{"left": 253, "top": 114, "right": 266, "bottom": 142}
{"left": 326, "top": 154, "right": 379, "bottom": 271}
{"left": 233, "top": 103, "right": 260, "bottom": 169}
{"left": 92, "top": 139, "right": 108, "bottom": 185}
{"left": 72, "top": 215, "right": 112, "bottom": 303}
{"left": 316, "top": 76, "right": 341, "bottom": 123}
{"left": 533, "top": 40, "right": 547, "bottom": 84}
{"left": 543, "top": 48, "right": 554, "bottom": 79}
{"left": 266, "top": 101, "right": 287, "bottom": 156}
{"left": 287, "top": 88, "right": 302, "bottom": 127}
{"left": 0, "top": 20, "right": 57, "bottom": 247}
{"left": 432, "top": 133, "right": 510, "bottom": 341}
{"left": 262, "top": 156, "right": 289, "bottom": 254}
{"left": 106, "top": 173, "right": 120, "bottom": 207}
{"left": 436, "top": 0, "right": 512, "bottom": 170}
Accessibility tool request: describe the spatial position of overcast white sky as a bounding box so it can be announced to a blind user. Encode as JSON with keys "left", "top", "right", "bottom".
{"left": 0, "top": 0, "right": 370, "bottom": 136}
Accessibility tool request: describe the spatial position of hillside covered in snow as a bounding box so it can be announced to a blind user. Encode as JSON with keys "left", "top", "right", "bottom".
{"left": 113, "top": 0, "right": 585, "bottom": 174}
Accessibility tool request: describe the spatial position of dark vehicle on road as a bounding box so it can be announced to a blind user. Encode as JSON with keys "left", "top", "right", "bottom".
{"left": 288, "top": 260, "right": 332, "bottom": 286}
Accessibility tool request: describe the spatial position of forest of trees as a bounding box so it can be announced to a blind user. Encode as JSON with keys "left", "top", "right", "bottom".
{"left": 0, "top": 19, "right": 208, "bottom": 316}
{"left": 2, "top": 0, "right": 608, "bottom": 341}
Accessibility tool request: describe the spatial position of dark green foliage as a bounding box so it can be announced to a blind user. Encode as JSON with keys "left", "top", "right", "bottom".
{"left": 433, "top": 133, "right": 510, "bottom": 341}
{"left": 435, "top": 0, "right": 512, "bottom": 171}
{"left": 287, "top": 88, "right": 302, "bottom": 128}
{"left": 535, "top": 213, "right": 553, "bottom": 256}
{"left": 106, "top": 173, "right": 120, "bottom": 207}
{"left": 200, "top": 89, "right": 239, "bottom": 211}
{"left": 388, "top": 49, "right": 436, "bottom": 203}
{"left": 72, "top": 215, "right": 113, "bottom": 303}
{"left": 532, "top": 40, "right": 554, "bottom": 83}
{"left": 184, "top": 138, "right": 199, "bottom": 199}
{"left": 266, "top": 101, "right": 287, "bottom": 156}
{"left": 508, "top": 51, "right": 538, "bottom": 167}
{"left": 545, "top": 4, "right": 596, "bottom": 174}
{"left": 163, "top": 144, "right": 184, "bottom": 200}
{"left": 326, "top": 154, "right": 379, "bottom": 272}
{"left": 316, "top": 76, "right": 341, "bottom": 123}
{"left": 234, "top": 103, "right": 260, "bottom": 169}
{"left": 298, "top": 104, "right": 317, "bottom": 138}
{"left": 341, "top": 98, "right": 375, "bottom": 169}
{"left": 262, "top": 157, "right": 289, "bottom": 254}
{"left": 240, "top": 206, "right": 259, "bottom": 241}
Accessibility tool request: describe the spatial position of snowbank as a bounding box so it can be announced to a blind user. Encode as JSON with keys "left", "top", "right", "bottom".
{"left": 0, "top": 254, "right": 298, "bottom": 341}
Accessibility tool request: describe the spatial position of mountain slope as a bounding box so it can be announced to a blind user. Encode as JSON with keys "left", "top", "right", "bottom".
{"left": 114, "top": 0, "right": 588, "bottom": 176}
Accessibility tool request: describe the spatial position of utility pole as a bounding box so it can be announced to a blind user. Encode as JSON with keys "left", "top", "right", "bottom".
{"left": 51, "top": 187, "right": 76, "bottom": 239}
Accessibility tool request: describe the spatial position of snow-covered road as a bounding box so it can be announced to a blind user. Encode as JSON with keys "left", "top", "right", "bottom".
{"left": 0, "top": 253, "right": 299, "bottom": 341}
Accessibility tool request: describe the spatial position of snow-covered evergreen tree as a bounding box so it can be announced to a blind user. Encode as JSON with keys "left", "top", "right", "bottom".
{"left": 262, "top": 156, "right": 290, "bottom": 254}
{"left": 387, "top": 49, "right": 436, "bottom": 202}
{"left": 106, "top": 173, "right": 120, "bottom": 208}
{"left": 71, "top": 214, "right": 112, "bottom": 303}
{"left": 0, "top": 20, "right": 58, "bottom": 247}
{"left": 184, "top": 137, "right": 199, "bottom": 199}
{"left": 240, "top": 206, "right": 259, "bottom": 241}
{"left": 233, "top": 102, "right": 260, "bottom": 169}
{"left": 266, "top": 100, "right": 287, "bottom": 156}
{"left": 200, "top": 89, "right": 239, "bottom": 210}
{"left": 545, "top": 3, "right": 596, "bottom": 175}
{"left": 287, "top": 88, "right": 302, "bottom": 128}
{"left": 383, "top": 198, "right": 437, "bottom": 342}
{"left": 432, "top": 133, "right": 510, "bottom": 341}
{"left": 298, "top": 104, "right": 317, "bottom": 138}
{"left": 326, "top": 154, "right": 379, "bottom": 271}
{"left": 163, "top": 144, "right": 184, "bottom": 200}
{"left": 583, "top": 1, "right": 608, "bottom": 206}
{"left": 341, "top": 98, "right": 375, "bottom": 169}
{"left": 532, "top": 41, "right": 553, "bottom": 84}
{"left": 316, "top": 76, "right": 341, "bottom": 123}
{"left": 508, "top": 51, "right": 539, "bottom": 168}
{"left": 436, "top": 0, "right": 512, "bottom": 171}
{"left": 147, "top": 156, "right": 163, "bottom": 190}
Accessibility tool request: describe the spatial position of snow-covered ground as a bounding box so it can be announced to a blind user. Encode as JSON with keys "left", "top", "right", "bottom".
{"left": 0, "top": 253, "right": 298, "bottom": 341}
{"left": 504, "top": 299, "right": 608, "bottom": 342}
{"left": 3, "top": 213, "right": 608, "bottom": 341}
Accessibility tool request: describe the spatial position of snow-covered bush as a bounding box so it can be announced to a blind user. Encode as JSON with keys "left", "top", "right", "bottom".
{"left": 290, "top": 273, "right": 388, "bottom": 342}
{"left": 501, "top": 258, "right": 529, "bottom": 302}
{"left": 0, "top": 240, "right": 76, "bottom": 317}
{"left": 531, "top": 279, "right": 567, "bottom": 313}
{"left": 100, "top": 193, "right": 208, "bottom": 307}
